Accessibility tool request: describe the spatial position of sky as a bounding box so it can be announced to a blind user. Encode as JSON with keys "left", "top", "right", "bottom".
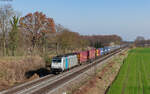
{"left": 1, "top": 0, "right": 150, "bottom": 41}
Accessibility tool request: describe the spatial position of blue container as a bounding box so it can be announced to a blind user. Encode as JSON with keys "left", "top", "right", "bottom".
{"left": 100, "top": 48, "right": 104, "bottom": 55}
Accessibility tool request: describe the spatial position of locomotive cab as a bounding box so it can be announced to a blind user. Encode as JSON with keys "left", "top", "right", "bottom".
{"left": 51, "top": 57, "right": 63, "bottom": 72}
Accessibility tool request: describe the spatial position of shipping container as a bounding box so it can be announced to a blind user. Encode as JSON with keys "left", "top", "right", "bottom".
{"left": 88, "top": 49, "right": 96, "bottom": 60}
{"left": 103, "top": 47, "right": 109, "bottom": 54}
{"left": 104, "top": 47, "right": 111, "bottom": 53}
{"left": 96, "top": 48, "right": 100, "bottom": 57}
{"left": 77, "top": 51, "right": 88, "bottom": 64}
{"left": 100, "top": 48, "right": 104, "bottom": 55}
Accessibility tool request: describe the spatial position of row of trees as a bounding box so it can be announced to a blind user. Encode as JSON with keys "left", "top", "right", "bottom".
{"left": 0, "top": 5, "right": 54, "bottom": 56}
{"left": 134, "top": 36, "right": 150, "bottom": 47}
{"left": 0, "top": 4, "right": 89, "bottom": 56}
{"left": 0, "top": 5, "right": 17, "bottom": 56}
{"left": 0, "top": 4, "right": 123, "bottom": 57}
{"left": 83, "top": 35, "right": 122, "bottom": 48}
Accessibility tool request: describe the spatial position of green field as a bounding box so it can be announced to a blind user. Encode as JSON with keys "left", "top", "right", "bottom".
{"left": 107, "top": 48, "right": 150, "bottom": 94}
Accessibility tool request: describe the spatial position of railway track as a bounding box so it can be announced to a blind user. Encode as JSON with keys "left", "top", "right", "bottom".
{"left": 0, "top": 48, "right": 126, "bottom": 94}
{"left": 0, "top": 74, "right": 55, "bottom": 94}
{"left": 0, "top": 63, "right": 88, "bottom": 94}
{"left": 31, "top": 49, "right": 124, "bottom": 94}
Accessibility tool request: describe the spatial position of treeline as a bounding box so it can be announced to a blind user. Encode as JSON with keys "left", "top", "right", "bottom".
{"left": 0, "top": 5, "right": 54, "bottom": 56}
{"left": 0, "top": 5, "right": 89, "bottom": 56}
{"left": 83, "top": 35, "right": 122, "bottom": 48}
{"left": 0, "top": 4, "right": 122, "bottom": 57}
{"left": 134, "top": 36, "right": 150, "bottom": 47}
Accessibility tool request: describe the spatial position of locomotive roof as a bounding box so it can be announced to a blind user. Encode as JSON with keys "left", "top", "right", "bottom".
{"left": 53, "top": 53, "right": 77, "bottom": 59}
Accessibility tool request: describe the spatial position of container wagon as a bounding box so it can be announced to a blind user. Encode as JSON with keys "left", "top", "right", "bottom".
{"left": 103, "top": 47, "right": 109, "bottom": 54}
{"left": 96, "top": 48, "right": 100, "bottom": 57}
{"left": 77, "top": 51, "right": 88, "bottom": 64}
{"left": 88, "top": 49, "right": 96, "bottom": 62}
{"left": 100, "top": 48, "right": 104, "bottom": 55}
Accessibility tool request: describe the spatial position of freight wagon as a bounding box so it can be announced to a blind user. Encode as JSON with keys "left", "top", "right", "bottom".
{"left": 76, "top": 51, "right": 88, "bottom": 64}
{"left": 104, "top": 47, "right": 111, "bottom": 54}
{"left": 88, "top": 49, "right": 96, "bottom": 62}
{"left": 100, "top": 48, "right": 104, "bottom": 55}
{"left": 96, "top": 48, "right": 100, "bottom": 57}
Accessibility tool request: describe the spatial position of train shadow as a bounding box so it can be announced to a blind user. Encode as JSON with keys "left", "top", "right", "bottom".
{"left": 25, "top": 68, "right": 52, "bottom": 79}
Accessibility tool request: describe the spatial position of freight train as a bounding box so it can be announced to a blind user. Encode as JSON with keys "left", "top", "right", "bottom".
{"left": 51, "top": 45, "right": 124, "bottom": 73}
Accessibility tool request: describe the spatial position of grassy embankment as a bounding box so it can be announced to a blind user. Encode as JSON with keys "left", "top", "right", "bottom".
{"left": 0, "top": 56, "right": 45, "bottom": 90}
{"left": 107, "top": 48, "right": 150, "bottom": 94}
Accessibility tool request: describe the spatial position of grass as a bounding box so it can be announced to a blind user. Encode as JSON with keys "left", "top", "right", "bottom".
{"left": 0, "top": 56, "right": 45, "bottom": 90}
{"left": 107, "top": 48, "right": 150, "bottom": 94}
{"left": 0, "top": 56, "right": 29, "bottom": 62}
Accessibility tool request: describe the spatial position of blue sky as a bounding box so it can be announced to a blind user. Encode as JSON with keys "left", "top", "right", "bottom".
{"left": 1, "top": 0, "right": 150, "bottom": 41}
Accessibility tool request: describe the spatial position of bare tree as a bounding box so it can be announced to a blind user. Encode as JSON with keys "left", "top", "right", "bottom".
{"left": 0, "top": 4, "right": 14, "bottom": 56}
{"left": 135, "top": 36, "right": 145, "bottom": 42}
{"left": 135, "top": 36, "right": 145, "bottom": 47}
{"left": 55, "top": 28, "right": 86, "bottom": 54}
{"left": 55, "top": 24, "right": 64, "bottom": 55}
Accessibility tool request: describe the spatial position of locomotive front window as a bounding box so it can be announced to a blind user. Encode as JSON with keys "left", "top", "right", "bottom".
{"left": 52, "top": 59, "right": 61, "bottom": 63}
